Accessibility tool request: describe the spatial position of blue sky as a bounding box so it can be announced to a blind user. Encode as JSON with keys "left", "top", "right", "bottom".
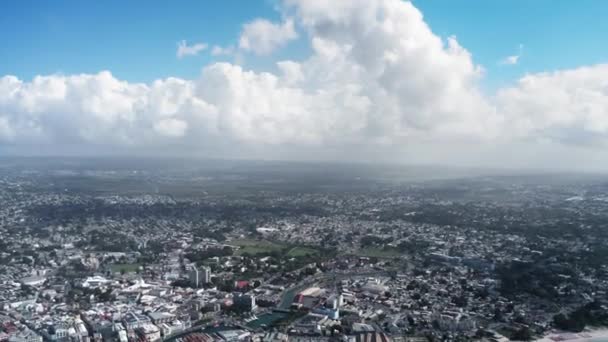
{"left": 413, "top": 0, "right": 608, "bottom": 90}
{"left": 0, "top": 0, "right": 283, "bottom": 81}
{"left": 2, "top": 0, "right": 607, "bottom": 91}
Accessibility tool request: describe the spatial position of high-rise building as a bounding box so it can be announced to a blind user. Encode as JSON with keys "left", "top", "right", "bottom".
{"left": 234, "top": 294, "right": 257, "bottom": 312}
{"left": 202, "top": 266, "right": 211, "bottom": 284}
{"left": 189, "top": 266, "right": 211, "bottom": 288}
{"left": 188, "top": 267, "right": 200, "bottom": 288}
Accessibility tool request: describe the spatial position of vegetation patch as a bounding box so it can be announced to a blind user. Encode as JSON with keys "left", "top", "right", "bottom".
{"left": 286, "top": 246, "right": 320, "bottom": 257}
{"left": 230, "top": 239, "right": 323, "bottom": 258}
{"left": 354, "top": 247, "right": 402, "bottom": 258}
{"left": 231, "top": 239, "right": 286, "bottom": 256}
{"left": 110, "top": 263, "right": 141, "bottom": 273}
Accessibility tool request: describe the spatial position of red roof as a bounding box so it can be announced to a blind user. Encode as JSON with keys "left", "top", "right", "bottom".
{"left": 294, "top": 294, "right": 304, "bottom": 303}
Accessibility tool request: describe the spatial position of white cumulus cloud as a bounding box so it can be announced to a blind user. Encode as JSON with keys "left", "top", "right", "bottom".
{"left": 500, "top": 44, "right": 523, "bottom": 65}
{"left": 496, "top": 64, "right": 608, "bottom": 145}
{"left": 176, "top": 40, "right": 208, "bottom": 58}
{"left": 154, "top": 118, "right": 188, "bottom": 137}
{"left": 0, "top": 0, "right": 607, "bottom": 169}
{"left": 211, "top": 45, "right": 235, "bottom": 56}
{"left": 238, "top": 18, "right": 298, "bottom": 55}
{"left": 502, "top": 55, "right": 519, "bottom": 65}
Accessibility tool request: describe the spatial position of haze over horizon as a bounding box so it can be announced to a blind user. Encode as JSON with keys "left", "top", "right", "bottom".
{"left": 2, "top": 0, "right": 608, "bottom": 170}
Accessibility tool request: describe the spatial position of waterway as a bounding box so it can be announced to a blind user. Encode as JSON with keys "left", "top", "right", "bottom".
{"left": 246, "top": 271, "right": 389, "bottom": 329}
{"left": 246, "top": 282, "right": 309, "bottom": 329}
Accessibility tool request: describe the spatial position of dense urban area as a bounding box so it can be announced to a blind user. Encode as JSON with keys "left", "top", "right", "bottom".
{"left": 0, "top": 157, "right": 607, "bottom": 342}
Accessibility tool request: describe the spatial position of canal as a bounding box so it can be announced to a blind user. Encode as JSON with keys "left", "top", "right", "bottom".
{"left": 246, "top": 282, "right": 310, "bottom": 329}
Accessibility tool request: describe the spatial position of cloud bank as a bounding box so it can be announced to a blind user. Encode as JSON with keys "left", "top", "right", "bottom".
{"left": 1, "top": 0, "right": 607, "bottom": 169}
{"left": 239, "top": 18, "right": 298, "bottom": 55}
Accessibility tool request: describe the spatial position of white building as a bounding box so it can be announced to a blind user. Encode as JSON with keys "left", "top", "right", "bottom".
{"left": 19, "top": 276, "right": 46, "bottom": 287}
{"left": 49, "top": 323, "right": 70, "bottom": 340}
{"left": 8, "top": 328, "right": 43, "bottom": 342}
{"left": 188, "top": 267, "right": 200, "bottom": 288}
{"left": 136, "top": 324, "right": 161, "bottom": 342}
{"left": 81, "top": 276, "right": 110, "bottom": 288}
{"left": 189, "top": 266, "right": 211, "bottom": 288}
{"left": 202, "top": 266, "right": 211, "bottom": 284}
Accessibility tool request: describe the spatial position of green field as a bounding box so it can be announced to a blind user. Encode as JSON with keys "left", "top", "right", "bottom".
{"left": 110, "top": 263, "right": 141, "bottom": 273}
{"left": 354, "top": 247, "right": 403, "bottom": 258}
{"left": 230, "top": 239, "right": 322, "bottom": 258}
{"left": 286, "top": 246, "right": 320, "bottom": 257}
{"left": 231, "top": 239, "right": 286, "bottom": 256}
